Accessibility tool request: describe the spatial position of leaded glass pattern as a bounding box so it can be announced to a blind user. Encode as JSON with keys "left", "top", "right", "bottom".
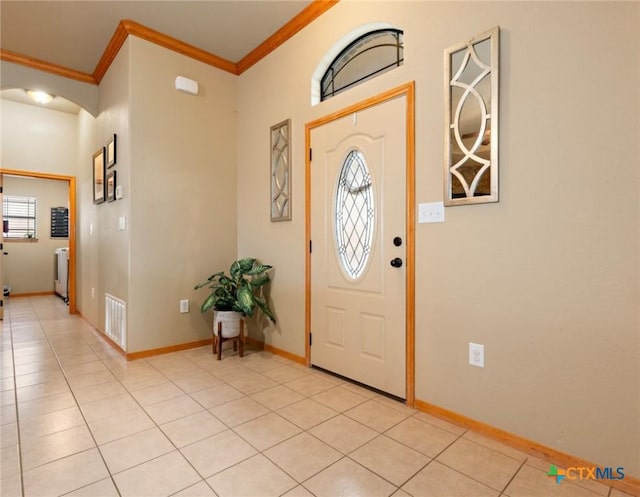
{"left": 334, "top": 149, "right": 375, "bottom": 280}
{"left": 321, "top": 29, "right": 403, "bottom": 101}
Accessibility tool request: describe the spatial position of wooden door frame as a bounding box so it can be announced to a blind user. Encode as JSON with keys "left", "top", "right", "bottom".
{"left": 305, "top": 81, "right": 416, "bottom": 406}
{"left": 0, "top": 169, "right": 77, "bottom": 314}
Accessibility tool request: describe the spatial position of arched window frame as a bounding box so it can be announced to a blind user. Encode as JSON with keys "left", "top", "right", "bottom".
{"left": 321, "top": 29, "right": 403, "bottom": 102}
{"left": 311, "top": 23, "right": 403, "bottom": 106}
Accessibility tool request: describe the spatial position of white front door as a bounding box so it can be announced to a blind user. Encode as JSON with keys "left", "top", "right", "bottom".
{"left": 310, "top": 96, "right": 406, "bottom": 397}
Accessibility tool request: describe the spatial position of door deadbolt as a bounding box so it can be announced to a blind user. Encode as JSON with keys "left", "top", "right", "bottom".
{"left": 393, "top": 237, "right": 403, "bottom": 247}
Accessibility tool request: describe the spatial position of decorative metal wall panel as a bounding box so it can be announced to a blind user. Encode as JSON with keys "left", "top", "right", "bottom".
{"left": 271, "top": 119, "right": 291, "bottom": 221}
{"left": 444, "top": 26, "right": 499, "bottom": 206}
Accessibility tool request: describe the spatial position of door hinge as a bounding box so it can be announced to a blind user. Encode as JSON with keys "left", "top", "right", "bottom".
{"left": 0, "top": 186, "right": 3, "bottom": 193}
{"left": 309, "top": 240, "right": 312, "bottom": 253}
{"left": 309, "top": 333, "right": 312, "bottom": 346}
{"left": 309, "top": 148, "right": 312, "bottom": 161}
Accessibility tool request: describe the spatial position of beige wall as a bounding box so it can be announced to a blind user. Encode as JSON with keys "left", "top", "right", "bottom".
{"left": 76, "top": 37, "right": 238, "bottom": 353}
{"left": 1, "top": 0, "right": 638, "bottom": 478}
{"left": 236, "top": 1, "right": 640, "bottom": 477}
{"left": 3, "top": 176, "right": 69, "bottom": 295}
{"left": 75, "top": 37, "right": 131, "bottom": 334}
{"left": 0, "top": 61, "right": 99, "bottom": 116}
{"left": 75, "top": 109, "right": 98, "bottom": 320}
{"left": 126, "top": 38, "right": 238, "bottom": 352}
{"left": 2, "top": 36, "right": 238, "bottom": 353}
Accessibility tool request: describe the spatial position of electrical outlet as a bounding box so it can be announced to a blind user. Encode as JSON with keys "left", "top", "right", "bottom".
{"left": 469, "top": 342, "right": 485, "bottom": 368}
{"left": 179, "top": 299, "right": 190, "bottom": 313}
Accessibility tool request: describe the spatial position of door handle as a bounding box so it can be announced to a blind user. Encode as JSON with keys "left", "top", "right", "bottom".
{"left": 390, "top": 257, "right": 403, "bottom": 268}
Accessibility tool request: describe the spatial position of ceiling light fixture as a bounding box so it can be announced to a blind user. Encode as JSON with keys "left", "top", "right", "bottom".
{"left": 26, "top": 90, "right": 54, "bottom": 104}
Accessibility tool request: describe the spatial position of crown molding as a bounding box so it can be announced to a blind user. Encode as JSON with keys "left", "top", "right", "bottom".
{"left": 2, "top": 0, "right": 339, "bottom": 86}
{"left": 92, "top": 20, "right": 130, "bottom": 84}
{"left": 236, "top": 0, "right": 339, "bottom": 75}
{"left": 0, "top": 48, "right": 96, "bottom": 84}
{"left": 94, "top": 19, "right": 238, "bottom": 84}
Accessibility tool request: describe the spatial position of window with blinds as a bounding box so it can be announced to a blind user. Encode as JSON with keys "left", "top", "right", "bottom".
{"left": 3, "top": 195, "right": 37, "bottom": 239}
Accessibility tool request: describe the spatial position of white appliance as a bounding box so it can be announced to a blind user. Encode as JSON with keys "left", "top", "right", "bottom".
{"left": 54, "top": 248, "right": 69, "bottom": 302}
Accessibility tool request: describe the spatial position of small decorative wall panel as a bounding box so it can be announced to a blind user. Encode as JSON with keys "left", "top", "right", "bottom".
{"left": 444, "top": 26, "right": 500, "bottom": 206}
{"left": 270, "top": 119, "right": 291, "bottom": 221}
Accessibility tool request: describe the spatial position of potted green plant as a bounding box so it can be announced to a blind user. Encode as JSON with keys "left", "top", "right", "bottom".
{"left": 194, "top": 258, "right": 276, "bottom": 339}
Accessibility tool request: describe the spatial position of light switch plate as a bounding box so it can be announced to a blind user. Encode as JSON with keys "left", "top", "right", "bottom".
{"left": 118, "top": 216, "right": 126, "bottom": 231}
{"left": 115, "top": 185, "right": 123, "bottom": 200}
{"left": 418, "top": 202, "right": 445, "bottom": 223}
{"left": 179, "top": 299, "right": 189, "bottom": 313}
{"left": 469, "top": 342, "right": 485, "bottom": 368}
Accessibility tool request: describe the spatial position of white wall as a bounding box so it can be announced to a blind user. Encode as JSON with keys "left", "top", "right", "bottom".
{"left": 0, "top": 98, "right": 78, "bottom": 175}
{"left": 1, "top": 99, "right": 78, "bottom": 297}
{"left": 236, "top": 1, "right": 640, "bottom": 477}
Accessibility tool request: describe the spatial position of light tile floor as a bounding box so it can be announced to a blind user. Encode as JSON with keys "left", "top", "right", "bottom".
{"left": 0, "top": 296, "right": 631, "bottom": 497}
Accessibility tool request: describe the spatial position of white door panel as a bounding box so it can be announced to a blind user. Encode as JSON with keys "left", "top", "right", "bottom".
{"left": 311, "top": 97, "right": 406, "bottom": 397}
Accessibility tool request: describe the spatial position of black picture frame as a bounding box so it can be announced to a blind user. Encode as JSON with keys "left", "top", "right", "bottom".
{"left": 106, "top": 170, "right": 117, "bottom": 202}
{"left": 107, "top": 134, "right": 117, "bottom": 168}
{"left": 93, "top": 147, "right": 105, "bottom": 204}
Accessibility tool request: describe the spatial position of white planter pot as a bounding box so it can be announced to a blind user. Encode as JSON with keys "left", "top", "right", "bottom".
{"left": 214, "top": 311, "right": 243, "bottom": 338}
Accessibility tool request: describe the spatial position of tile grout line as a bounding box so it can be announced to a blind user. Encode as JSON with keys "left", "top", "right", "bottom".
{"left": 433, "top": 448, "right": 521, "bottom": 495}
{"left": 153, "top": 353, "right": 373, "bottom": 491}
{"left": 6, "top": 299, "right": 26, "bottom": 497}
{"left": 401, "top": 424, "right": 526, "bottom": 495}
{"left": 498, "top": 457, "right": 528, "bottom": 496}
{"left": 109, "top": 343, "right": 317, "bottom": 492}
{"left": 138, "top": 357, "right": 238, "bottom": 495}
{"left": 16, "top": 302, "right": 409, "bottom": 497}
{"left": 91, "top": 341, "right": 221, "bottom": 495}
{"left": 217, "top": 370, "right": 451, "bottom": 494}
{"left": 23, "top": 296, "right": 126, "bottom": 497}
{"left": 274, "top": 405, "right": 418, "bottom": 492}
{"left": 168, "top": 351, "right": 325, "bottom": 493}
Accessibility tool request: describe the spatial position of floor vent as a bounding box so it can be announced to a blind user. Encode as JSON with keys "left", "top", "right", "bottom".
{"left": 105, "top": 293, "right": 126, "bottom": 350}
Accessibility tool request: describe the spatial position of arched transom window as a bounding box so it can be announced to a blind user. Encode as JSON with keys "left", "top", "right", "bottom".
{"left": 320, "top": 29, "right": 404, "bottom": 101}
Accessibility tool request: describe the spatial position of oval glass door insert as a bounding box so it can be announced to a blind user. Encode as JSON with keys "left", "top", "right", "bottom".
{"left": 334, "top": 149, "right": 375, "bottom": 280}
